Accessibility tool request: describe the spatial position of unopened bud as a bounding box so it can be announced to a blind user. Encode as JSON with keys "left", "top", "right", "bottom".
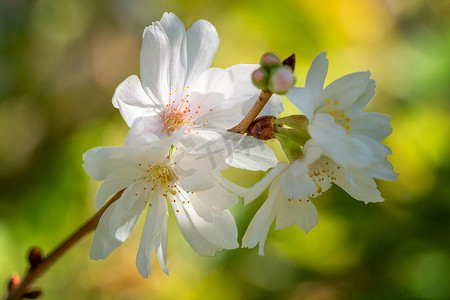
{"left": 247, "top": 116, "right": 276, "bottom": 140}
{"left": 268, "top": 66, "right": 296, "bottom": 95}
{"left": 8, "top": 273, "right": 21, "bottom": 292}
{"left": 28, "top": 247, "right": 43, "bottom": 269}
{"left": 260, "top": 52, "right": 281, "bottom": 67}
{"left": 251, "top": 68, "right": 268, "bottom": 90}
{"left": 23, "top": 289, "right": 42, "bottom": 299}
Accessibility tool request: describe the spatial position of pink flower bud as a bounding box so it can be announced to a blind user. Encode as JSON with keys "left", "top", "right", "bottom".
{"left": 260, "top": 52, "right": 281, "bottom": 67}
{"left": 251, "top": 68, "right": 268, "bottom": 90}
{"left": 268, "top": 66, "right": 295, "bottom": 94}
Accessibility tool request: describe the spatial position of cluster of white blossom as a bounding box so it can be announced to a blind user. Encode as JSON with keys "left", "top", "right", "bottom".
{"left": 83, "top": 13, "right": 397, "bottom": 277}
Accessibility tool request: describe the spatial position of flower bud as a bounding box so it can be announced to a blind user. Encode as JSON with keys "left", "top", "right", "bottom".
{"left": 260, "top": 52, "right": 281, "bottom": 67}
{"left": 28, "top": 247, "right": 43, "bottom": 269}
{"left": 251, "top": 68, "right": 268, "bottom": 90}
{"left": 268, "top": 66, "right": 296, "bottom": 95}
{"left": 8, "top": 273, "right": 21, "bottom": 292}
{"left": 247, "top": 116, "right": 275, "bottom": 140}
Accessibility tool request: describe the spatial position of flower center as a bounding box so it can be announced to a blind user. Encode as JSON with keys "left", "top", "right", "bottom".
{"left": 141, "top": 163, "right": 178, "bottom": 198}
{"left": 159, "top": 83, "right": 211, "bottom": 135}
{"left": 325, "top": 99, "right": 351, "bottom": 135}
{"left": 307, "top": 159, "right": 341, "bottom": 197}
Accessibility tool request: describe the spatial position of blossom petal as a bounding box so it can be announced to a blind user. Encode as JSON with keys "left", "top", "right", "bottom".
{"left": 185, "top": 19, "right": 219, "bottom": 85}
{"left": 112, "top": 75, "right": 159, "bottom": 127}
{"left": 171, "top": 199, "right": 221, "bottom": 256}
{"left": 348, "top": 79, "right": 376, "bottom": 112}
{"left": 140, "top": 22, "right": 171, "bottom": 105}
{"left": 349, "top": 112, "right": 393, "bottom": 141}
{"left": 83, "top": 147, "right": 139, "bottom": 181}
{"left": 275, "top": 193, "right": 318, "bottom": 233}
{"left": 136, "top": 193, "right": 168, "bottom": 277}
{"left": 309, "top": 113, "right": 373, "bottom": 171}
{"left": 259, "top": 94, "right": 285, "bottom": 117}
{"left": 280, "top": 163, "right": 316, "bottom": 198}
{"left": 319, "top": 72, "right": 371, "bottom": 111}
{"left": 188, "top": 67, "right": 235, "bottom": 118}
{"left": 226, "top": 136, "right": 278, "bottom": 171}
{"left": 194, "top": 182, "right": 237, "bottom": 210}
{"left": 160, "top": 12, "right": 187, "bottom": 90}
{"left": 330, "top": 163, "right": 384, "bottom": 203}
{"left": 109, "top": 182, "right": 147, "bottom": 241}
{"left": 152, "top": 209, "right": 169, "bottom": 275}
{"left": 305, "top": 52, "right": 328, "bottom": 101}
{"left": 221, "top": 163, "right": 288, "bottom": 205}
{"left": 178, "top": 190, "right": 238, "bottom": 250}
{"left": 90, "top": 183, "right": 146, "bottom": 260}
{"left": 94, "top": 168, "right": 144, "bottom": 209}
{"left": 124, "top": 116, "right": 163, "bottom": 147}
{"left": 226, "top": 64, "right": 260, "bottom": 103}
{"left": 242, "top": 180, "right": 279, "bottom": 255}
{"left": 286, "top": 87, "right": 314, "bottom": 120}
{"left": 363, "top": 159, "right": 398, "bottom": 181}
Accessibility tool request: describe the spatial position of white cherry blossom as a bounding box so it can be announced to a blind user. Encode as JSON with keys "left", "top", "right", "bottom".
{"left": 112, "top": 12, "right": 283, "bottom": 172}
{"left": 83, "top": 132, "right": 238, "bottom": 277}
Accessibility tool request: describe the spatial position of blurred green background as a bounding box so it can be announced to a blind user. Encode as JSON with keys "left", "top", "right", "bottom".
{"left": 1, "top": 0, "right": 449, "bottom": 299}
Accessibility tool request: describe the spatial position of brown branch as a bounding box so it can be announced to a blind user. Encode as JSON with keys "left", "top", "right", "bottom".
{"left": 227, "top": 53, "right": 295, "bottom": 134}
{"left": 6, "top": 190, "right": 124, "bottom": 300}
{"left": 227, "top": 89, "right": 273, "bottom": 134}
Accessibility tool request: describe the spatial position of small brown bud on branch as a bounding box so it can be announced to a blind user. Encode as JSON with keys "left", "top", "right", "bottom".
{"left": 28, "top": 248, "right": 43, "bottom": 269}
{"left": 247, "top": 116, "right": 276, "bottom": 140}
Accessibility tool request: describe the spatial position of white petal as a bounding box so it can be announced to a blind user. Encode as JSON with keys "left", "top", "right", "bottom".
{"left": 242, "top": 180, "right": 280, "bottom": 255}
{"left": 140, "top": 22, "right": 170, "bottom": 105}
{"left": 185, "top": 19, "right": 219, "bottom": 85}
{"left": 171, "top": 198, "right": 222, "bottom": 256}
{"left": 94, "top": 168, "right": 143, "bottom": 209}
{"left": 226, "top": 136, "right": 277, "bottom": 171}
{"left": 275, "top": 194, "right": 318, "bottom": 233}
{"left": 259, "top": 94, "right": 285, "bottom": 117}
{"left": 305, "top": 52, "right": 328, "bottom": 101}
{"left": 226, "top": 64, "right": 260, "bottom": 103}
{"left": 188, "top": 68, "right": 235, "bottom": 117}
{"left": 136, "top": 192, "right": 168, "bottom": 277}
{"left": 223, "top": 163, "right": 288, "bottom": 204}
{"left": 348, "top": 79, "right": 376, "bottom": 112}
{"left": 309, "top": 113, "right": 373, "bottom": 170}
{"left": 194, "top": 182, "right": 237, "bottom": 210}
{"left": 109, "top": 182, "right": 147, "bottom": 242}
{"left": 90, "top": 201, "right": 123, "bottom": 260}
{"left": 177, "top": 190, "right": 238, "bottom": 249}
{"left": 83, "top": 147, "right": 139, "bottom": 181}
{"left": 331, "top": 163, "right": 384, "bottom": 203}
{"left": 90, "top": 184, "right": 146, "bottom": 260}
{"left": 160, "top": 12, "right": 187, "bottom": 91}
{"left": 174, "top": 130, "right": 238, "bottom": 175}
{"left": 112, "top": 75, "right": 159, "bottom": 127}
{"left": 152, "top": 210, "right": 169, "bottom": 275}
{"left": 319, "top": 72, "right": 371, "bottom": 111}
{"left": 280, "top": 163, "right": 316, "bottom": 198}
{"left": 124, "top": 116, "right": 164, "bottom": 147}
{"left": 349, "top": 112, "right": 392, "bottom": 141}
{"left": 363, "top": 159, "right": 398, "bottom": 181}
{"left": 187, "top": 190, "right": 222, "bottom": 222}
{"left": 286, "top": 87, "right": 315, "bottom": 120}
